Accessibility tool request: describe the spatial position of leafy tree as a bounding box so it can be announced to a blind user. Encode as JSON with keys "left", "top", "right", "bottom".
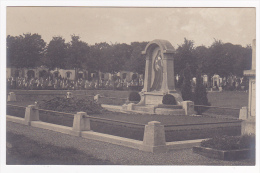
{"left": 181, "top": 64, "right": 193, "bottom": 101}
{"left": 230, "top": 44, "right": 252, "bottom": 77}
{"left": 244, "top": 45, "right": 253, "bottom": 70}
{"left": 7, "top": 33, "right": 46, "bottom": 68}
{"left": 193, "top": 68, "right": 210, "bottom": 114}
{"left": 194, "top": 45, "right": 209, "bottom": 74}
{"left": 175, "top": 38, "right": 197, "bottom": 76}
{"left": 88, "top": 42, "right": 111, "bottom": 86}
{"left": 124, "top": 41, "right": 148, "bottom": 75}
{"left": 43, "top": 36, "right": 68, "bottom": 70}
{"left": 207, "top": 40, "right": 252, "bottom": 78}
{"left": 107, "top": 43, "right": 133, "bottom": 74}
{"left": 66, "top": 35, "right": 90, "bottom": 79}
{"left": 207, "top": 40, "right": 233, "bottom": 78}
{"left": 7, "top": 35, "right": 22, "bottom": 68}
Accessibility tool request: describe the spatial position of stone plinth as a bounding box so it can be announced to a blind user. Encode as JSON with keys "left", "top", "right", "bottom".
{"left": 7, "top": 92, "right": 16, "bottom": 102}
{"left": 239, "top": 107, "right": 248, "bottom": 120}
{"left": 182, "top": 101, "right": 196, "bottom": 115}
{"left": 24, "top": 105, "right": 39, "bottom": 125}
{"left": 143, "top": 92, "right": 164, "bottom": 105}
{"left": 71, "top": 112, "right": 91, "bottom": 136}
{"left": 141, "top": 121, "right": 167, "bottom": 152}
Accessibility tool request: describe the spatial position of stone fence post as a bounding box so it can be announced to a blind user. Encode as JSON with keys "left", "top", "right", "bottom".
{"left": 24, "top": 105, "right": 39, "bottom": 125}
{"left": 7, "top": 92, "right": 16, "bottom": 102}
{"left": 66, "top": 92, "right": 73, "bottom": 98}
{"left": 239, "top": 107, "right": 248, "bottom": 120}
{"left": 71, "top": 112, "right": 91, "bottom": 136}
{"left": 141, "top": 121, "right": 167, "bottom": 153}
{"left": 182, "top": 101, "right": 196, "bottom": 115}
{"left": 127, "top": 103, "right": 134, "bottom": 110}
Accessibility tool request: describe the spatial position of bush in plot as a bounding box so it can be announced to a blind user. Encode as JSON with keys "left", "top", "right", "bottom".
{"left": 162, "top": 94, "right": 177, "bottom": 105}
{"left": 39, "top": 97, "right": 103, "bottom": 114}
{"left": 128, "top": 91, "right": 141, "bottom": 102}
{"left": 194, "top": 69, "right": 210, "bottom": 114}
{"left": 181, "top": 64, "right": 193, "bottom": 101}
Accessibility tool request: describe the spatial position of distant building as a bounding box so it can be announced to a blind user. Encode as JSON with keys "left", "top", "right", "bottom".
{"left": 50, "top": 68, "right": 76, "bottom": 79}
{"left": 6, "top": 67, "right": 143, "bottom": 82}
{"left": 116, "top": 71, "right": 142, "bottom": 82}
{"left": 6, "top": 66, "right": 49, "bottom": 79}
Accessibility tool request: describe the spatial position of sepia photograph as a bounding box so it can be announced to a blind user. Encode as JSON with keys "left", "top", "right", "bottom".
{"left": 0, "top": 0, "right": 259, "bottom": 173}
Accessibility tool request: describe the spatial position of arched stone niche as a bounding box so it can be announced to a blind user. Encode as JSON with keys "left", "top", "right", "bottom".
{"left": 139, "top": 39, "right": 183, "bottom": 105}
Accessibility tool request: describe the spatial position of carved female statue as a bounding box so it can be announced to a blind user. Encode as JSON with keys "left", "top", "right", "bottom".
{"left": 151, "top": 50, "right": 163, "bottom": 91}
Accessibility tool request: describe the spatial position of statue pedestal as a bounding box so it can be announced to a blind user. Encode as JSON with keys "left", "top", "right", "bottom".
{"left": 143, "top": 92, "right": 164, "bottom": 105}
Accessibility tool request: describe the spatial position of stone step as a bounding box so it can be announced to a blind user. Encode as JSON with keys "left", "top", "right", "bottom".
{"left": 133, "top": 105, "right": 155, "bottom": 113}
{"left": 132, "top": 105, "right": 186, "bottom": 115}
{"left": 155, "top": 108, "right": 186, "bottom": 115}
{"left": 157, "top": 104, "right": 183, "bottom": 109}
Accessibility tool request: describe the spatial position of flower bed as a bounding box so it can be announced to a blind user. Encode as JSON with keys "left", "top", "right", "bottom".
{"left": 193, "top": 135, "right": 255, "bottom": 160}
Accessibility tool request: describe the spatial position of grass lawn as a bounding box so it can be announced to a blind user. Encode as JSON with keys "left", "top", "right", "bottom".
{"left": 202, "top": 91, "right": 248, "bottom": 118}
{"left": 6, "top": 131, "right": 114, "bottom": 165}
{"left": 207, "top": 91, "right": 248, "bottom": 108}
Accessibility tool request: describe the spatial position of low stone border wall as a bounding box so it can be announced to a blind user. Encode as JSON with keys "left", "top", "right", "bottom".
{"left": 6, "top": 104, "right": 205, "bottom": 153}
{"left": 164, "top": 121, "right": 242, "bottom": 131}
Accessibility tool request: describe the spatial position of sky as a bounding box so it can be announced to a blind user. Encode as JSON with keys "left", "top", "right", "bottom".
{"left": 6, "top": 7, "right": 256, "bottom": 48}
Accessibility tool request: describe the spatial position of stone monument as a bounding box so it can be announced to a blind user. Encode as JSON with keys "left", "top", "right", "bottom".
{"left": 138, "top": 39, "right": 183, "bottom": 105}
{"left": 240, "top": 39, "right": 256, "bottom": 135}
{"left": 123, "top": 39, "right": 192, "bottom": 115}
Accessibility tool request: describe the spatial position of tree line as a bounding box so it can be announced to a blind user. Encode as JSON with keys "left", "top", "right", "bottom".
{"left": 7, "top": 33, "right": 252, "bottom": 79}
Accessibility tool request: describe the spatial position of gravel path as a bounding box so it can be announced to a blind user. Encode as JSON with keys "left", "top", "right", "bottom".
{"left": 6, "top": 122, "right": 255, "bottom": 165}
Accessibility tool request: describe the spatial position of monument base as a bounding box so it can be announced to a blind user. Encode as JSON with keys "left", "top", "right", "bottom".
{"left": 122, "top": 91, "right": 188, "bottom": 115}
{"left": 138, "top": 90, "right": 183, "bottom": 106}
{"left": 122, "top": 104, "right": 186, "bottom": 115}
